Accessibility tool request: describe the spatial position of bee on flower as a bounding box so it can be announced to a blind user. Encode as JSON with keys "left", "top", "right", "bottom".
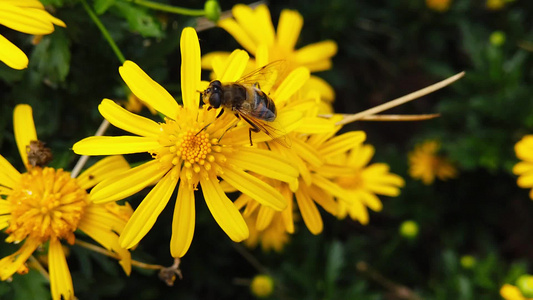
{"left": 202, "top": 4, "right": 337, "bottom": 110}
{"left": 408, "top": 140, "right": 458, "bottom": 185}
{"left": 72, "top": 28, "right": 300, "bottom": 258}
{"left": 0, "top": 104, "right": 132, "bottom": 300}
{"left": 0, "top": 0, "right": 65, "bottom": 69}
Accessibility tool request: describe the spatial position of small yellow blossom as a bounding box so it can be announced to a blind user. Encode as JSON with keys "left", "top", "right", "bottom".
{"left": 202, "top": 4, "right": 337, "bottom": 104}
{"left": 486, "top": 0, "right": 506, "bottom": 10}
{"left": 0, "top": 104, "right": 132, "bottom": 300}
{"left": 250, "top": 274, "right": 275, "bottom": 298}
{"left": 426, "top": 0, "right": 452, "bottom": 12}
{"left": 242, "top": 206, "right": 290, "bottom": 253}
{"left": 73, "top": 28, "right": 300, "bottom": 258}
{"left": 501, "top": 283, "right": 533, "bottom": 300}
{"left": 0, "top": 0, "right": 65, "bottom": 69}
{"left": 334, "top": 142, "right": 405, "bottom": 224}
{"left": 408, "top": 140, "right": 457, "bottom": 185}
{"left": 513, "top": 135, "right": 533, "bottom": 200}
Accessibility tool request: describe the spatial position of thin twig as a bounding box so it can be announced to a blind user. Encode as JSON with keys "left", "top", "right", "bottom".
{"left": 28, "top": 255, "right": 49, "bottom": 282}
{"left": 356, "top": 261, "right": 422, "bottom": 300}
{"left": 336, "top": 72, "right": 465, "bottom": 126}
{"left": 231, "top": 243, "right": 268, "bottom": 274}
{"left": 70, "top": 120, "right": 110, "bottom": 178}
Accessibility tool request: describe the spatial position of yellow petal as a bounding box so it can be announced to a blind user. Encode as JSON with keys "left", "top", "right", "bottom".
{"left": 0, "top": 4, "right": 58, "bottom": 35}
{"left": 294, "top": 40, "right": 338, "bottom": 65}
{"left": 170, "top": 180, "right": 195, "bottom": 258}
{"left": 296, "top": 116, "right": 337, "bottom": 134}
{"left": 99, "top": 99, "right": 161, "bottom": 137}
{"left": 73, "top": 136, "right": 159, "bottom": 155}
{"left": 256, "top": 206, "right": 275, "bottom": 231}
{"left": 253, "top": 5, "right": 275, "bottom": 47}
{"left": 227, "top": 147, "right": 298, "bottom": 184}
{"left": 513, "top": 162, "right": 533, "bottom": 175}
{"left": 217, "top": 18, "right": 257, "bottom": 54}
{"left": 280, "top": 185, "right": 295, "bottom": 233}
{"left": 358, "top": 191, "right": 383, "bottom": 212}
{"left": 517, "top": 174, "right": 533, "bottom": 188}
{"left": 0, "top": 238, "right": 39, "bottom": 280}
{"left": 220, "top": 165, "right": 287, "bottom": 211}
{"left": 13, "top": 104, "right": 37, "bottom": 169}
{"left": 48, "top": 239, "right": 74, "bottom": 300}
{"left": 90, "top": 160, "right": 169, "bottom": 203}
{"left": 201, "top": 51, "right": 231, "bottom": 70}
{"left": 309, "top": 184, "right": 337, "bottom": 216}
{"left": 295, "top": 187, "right": 323, "bottom": 235}
{"left": 200, "top": 176, "right": 248, "bottom": 242}
{"left": 303, "top": 60, "right": 333, "bottom": 73}
{"left": 319, "top": 131, "right": 366, "bottom": 158}
{"left": 218, "top": 49, "right": 249, "bottom": 82}
{"left": 0, "top": 215, "right": 10, "bottom": 231}
{"left": 347, "top": 198, "right": 369, "bottom": 225}
{"left": 120, "top": 173, "right": 179, "bottom": 249}
{"left": 273, "top": 67, "right": 310, "bottom": 105}
{"left": 291, "top": 136, "right": 323, "bottom": 168}
{"left": 0, "top": 154, "right": 21, "bottom": 188}
{"left": 77, "top": 212, "right": 131, "bottom": 275}
{"left": 347, "top": 144, "right": 374, "bottom": 168}
{"left": 5, "top": 0, "right": 44, "bottom": 9}
{"left": 0, "top": 34, "right": 28, "bottom": 69}
{"left": 76, "top": 156, "right": 130, "bottom": 190}
{"left": 305, "top": 76, "right": 335, "bottom": 102}
{"left": 255, "top": 44, "right": 269, "bottom": 68}
{"left": 231, "top": 4, "right": 263, "bottom": 48}
{"left": 276, "top": 9, "right": 303, "bottom": 52}
{"left": 312, "top": 173, "right": 353, "bottom": 200}
{"left": 119, "top": 60, "right": 179, "bottom": 118}
{"left": 180, "top": 27, "right": 201, "bottom": 112}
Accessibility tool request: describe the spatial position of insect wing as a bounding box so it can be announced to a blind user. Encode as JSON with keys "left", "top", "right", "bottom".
{"left": 237, "top": 108, "right": 291, "bottom": 148}
{"left": 236, "top": 60, "right": 286, "bottom": 93}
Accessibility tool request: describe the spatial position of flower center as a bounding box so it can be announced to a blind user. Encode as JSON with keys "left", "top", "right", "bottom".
{"left": 336, "top": 171, "right": 363, "bottom": 190}
{"left": 5, "top": 167, "right": 88, "bottom": 244}
{"left": 155, "top": 108, "right": 229, "bottom": 184}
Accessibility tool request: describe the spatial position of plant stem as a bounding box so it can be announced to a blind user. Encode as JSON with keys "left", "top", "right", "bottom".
{"left": 128, "top": 0, "right": 205, "bottom": 16}
{"left": 70, "top": 120, "right": 110, "bottom": 178}
{"left": 80, "top": 0, "right": 126, "bottom": 63}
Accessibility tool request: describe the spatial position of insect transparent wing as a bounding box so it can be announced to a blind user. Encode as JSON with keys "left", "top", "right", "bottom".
{"left": 236, "top": 60, "right": 286, "bottom": 93}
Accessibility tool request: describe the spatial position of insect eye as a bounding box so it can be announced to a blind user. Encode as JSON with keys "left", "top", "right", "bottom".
{"left": 209, "top": 93, "right": 221, "bottom": 108}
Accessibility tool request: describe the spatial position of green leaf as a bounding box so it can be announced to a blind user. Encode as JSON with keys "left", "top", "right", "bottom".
{"left": 11, "top": 270, "right": 50, "bottom": 300}
{"left": 325, "top": 240, "right": 344, "bottom": 297}
{"left": 29, "top": 29, "right": 71, "bottom": 86}
{"left": 112, "top": 2, "right": 163, "bottom": 38}
{"left": 94, "top": 0, "right": 117, "bottom": 15}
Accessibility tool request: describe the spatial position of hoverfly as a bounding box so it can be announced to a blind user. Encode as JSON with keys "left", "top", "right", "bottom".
{"left": 201, "top": 61, "right": 289, "bottom": 147}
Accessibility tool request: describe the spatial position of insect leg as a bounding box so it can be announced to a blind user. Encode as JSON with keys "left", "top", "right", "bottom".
{"left": 216, "top": 108, "right": 225, "bottom": 119}
{"left": 240, "top": 115, "right": 261, "bottom": 146}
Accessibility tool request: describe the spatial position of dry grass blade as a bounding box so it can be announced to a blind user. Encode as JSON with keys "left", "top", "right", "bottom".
{"left": 358, "top": 114, "right": 441, "bottom": 121}
{"left": 336, "top": 71, "right": 465, "bottom": 126}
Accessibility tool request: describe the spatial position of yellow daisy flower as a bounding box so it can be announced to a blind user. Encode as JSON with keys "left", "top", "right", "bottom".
{"left": 500, "top": 283, "right": 533, "bottom": 300}
{"left": 408, "top": 140, "right": 457, "bottom": 185}
{"left": 72, "top": 27, "right": 299, "bottom": 258}
{"left": 334, "top": 143, "right": 405, "bottom": 225}
{"left": 0, "top": 104, "right": 132, "bottom": 300}
{"left": 0, "top": 0, "right": 65, "bottom": 69}
{"left": 242, "top": 206, "right": 290, "bottom": 253}
{"left": 202, "top": 4, "right": 337, "bottom": 103}
{"left": 513, "top": 135, "right": 533, "bottom": 200}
